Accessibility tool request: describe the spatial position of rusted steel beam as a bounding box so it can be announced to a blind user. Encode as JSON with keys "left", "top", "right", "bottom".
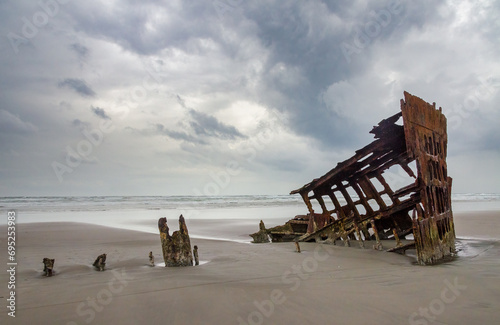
{"left": 350, "top": 181, "right": 373, "bottom": 215}
{"left": 359, "top": 176, "right": 387, "bottom": 210}
{"left": 392, "top": 228, "right": 402, "bottom": 246}
{"left": 357, "top": 176, "right": 379, "bottom": 202}
{"left": 336, "top": 182, "right": 361, "bottom": 220}
{"left": 314, "top": 191, "right": 330, "bottom": 215}
{"left": 375, "top": 172, "right": 399, "bottom": 204}
{"left": 401, "top": 92, "right": 455, "bottom": 264}
{"left": 393, "top": 182, "right": 419, "bottom": 200}
{"left": 370, "top": 219, "right": 383, "bottom": 251}
{"left": 301, "top": 192, "right": 314, "bottom": 215}
{"left": 354, "top": 223, "right": 364, "bottom": 248}
{"left": 360, "top": 222, "right": 371, "bottom": 241}
{"left": 327, "top": 192, "right": 346, "bottom": 220}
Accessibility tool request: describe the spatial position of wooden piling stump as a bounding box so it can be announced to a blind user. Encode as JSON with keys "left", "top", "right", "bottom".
{"left": 43, "top": 258, "right": 54, "bottom": 277}
{"left": 93, "top": 254, "right": 107, "bottom": 271}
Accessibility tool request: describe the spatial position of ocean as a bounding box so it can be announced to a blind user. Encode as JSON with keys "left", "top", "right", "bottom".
{"left": 1, "top": 194, "right": 499, "bottom": 242}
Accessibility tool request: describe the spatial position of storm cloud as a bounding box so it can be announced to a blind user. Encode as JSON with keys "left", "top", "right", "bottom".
{"left": 91, "top": 106, "right": 110, "bottom": 120}
{"left": 0, "top": 0, "right": 498, "bottom": 196}
{"left": 58, "top": 78, "right": 96, "bottom": 97}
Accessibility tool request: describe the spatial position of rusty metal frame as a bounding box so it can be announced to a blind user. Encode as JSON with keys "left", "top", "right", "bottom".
{"left": 283, "top": 92, "right": 455, "bottom": 265}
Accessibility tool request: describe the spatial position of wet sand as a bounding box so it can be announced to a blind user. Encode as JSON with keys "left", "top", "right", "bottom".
{"left": 1, "top": 211, "right": 499, "bottom": 324}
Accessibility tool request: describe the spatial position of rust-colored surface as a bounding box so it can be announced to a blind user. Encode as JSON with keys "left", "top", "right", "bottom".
{"left": 42, "top": 258, "right": 55, "bottom": 277}
{"left": 92, "top": 253, "right": 107, "bottom": 271}
{"left": 158, "top": 215, "right": 194, "bottom": 267}
{"left": 281, "top": 91, "right": 455, "bottom": 265}
{"left": 250, "top": 220, "right": 271, "bottom": 243}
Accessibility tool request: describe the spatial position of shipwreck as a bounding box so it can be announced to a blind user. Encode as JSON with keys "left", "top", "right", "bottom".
{"left": 269, "top": 92, "right": 455, "bottom": 265}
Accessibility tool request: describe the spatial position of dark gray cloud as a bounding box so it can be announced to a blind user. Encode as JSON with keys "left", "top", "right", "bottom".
{"left": 144, "top": 108, "right": 246, "bottom": 145}
{"left": 62, "top": 1, "right": 444, "bottom": 149}
{"left": 170, "top": 94, "right": 246, "bottom": 143}
{"left": 70, "top": 43, "right": 89, "bottom": 60}
{"left": 58, "top": 78, "right": 96, "bottom": 97}
{"left": 65, "top": 1, "right": 220, "bottom": 55}
{"left": 72, "top": 119, "right": 91, "bottom": 129}
{"left": 155, "top": 124, "right": 207, "bottom": 145}
{"left": 240, "top": 0, "right": 450, "bottom": 149}
{"left": 91, "top": 106, "right": 110, "bottom": 120}
{"left": 188, "top": 109, "right": 246, "bottom": 140}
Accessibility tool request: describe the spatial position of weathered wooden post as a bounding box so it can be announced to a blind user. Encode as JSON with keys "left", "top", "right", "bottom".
{"left": 193, "top": 245, "right": 199, "bottom": 266}
{"left": 43, "top": 258, "right": 54, "bottom": 277}
{"left": 158, "top": 215, "right": 194, "bottom": 267}
{"left": 149, "top": 251, "right": 155, "bottom": 266}
{"left": 93, "top": 254, "right": 106, "bottom": 271}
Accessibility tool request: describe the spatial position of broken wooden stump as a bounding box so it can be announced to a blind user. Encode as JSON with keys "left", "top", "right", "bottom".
{"left": 294, "top": 241, "right": 301, "bottom": 253}
{"left": 193, "top": 245, "right": 199, "bottom": 266}
{"left": 149, "top": 251, "right": 155, "bottom": 266}
{"left": 93, "top": 254, "right": 106, "bottom": 271}
{"left": 250, "top": 220, "right": 270, "bottom": 243}
{"left": 43, "top": 258, "right": 54, "bottom": 277}
{"left": 158, "top": 215, "right": 194, "bottom": 267}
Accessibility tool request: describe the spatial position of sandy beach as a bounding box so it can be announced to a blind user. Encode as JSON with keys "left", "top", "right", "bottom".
{"left": 1, "top": 210, "right": 499, "bottom": 325}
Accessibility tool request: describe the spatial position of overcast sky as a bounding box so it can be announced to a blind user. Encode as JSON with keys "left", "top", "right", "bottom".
{"left": 0, "top": 0, "right": 499, "bottom": 196}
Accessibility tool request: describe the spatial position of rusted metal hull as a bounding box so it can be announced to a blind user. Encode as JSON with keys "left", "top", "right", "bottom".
{"left": 286, "top": 92, "right": 455, "bottom": 265}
